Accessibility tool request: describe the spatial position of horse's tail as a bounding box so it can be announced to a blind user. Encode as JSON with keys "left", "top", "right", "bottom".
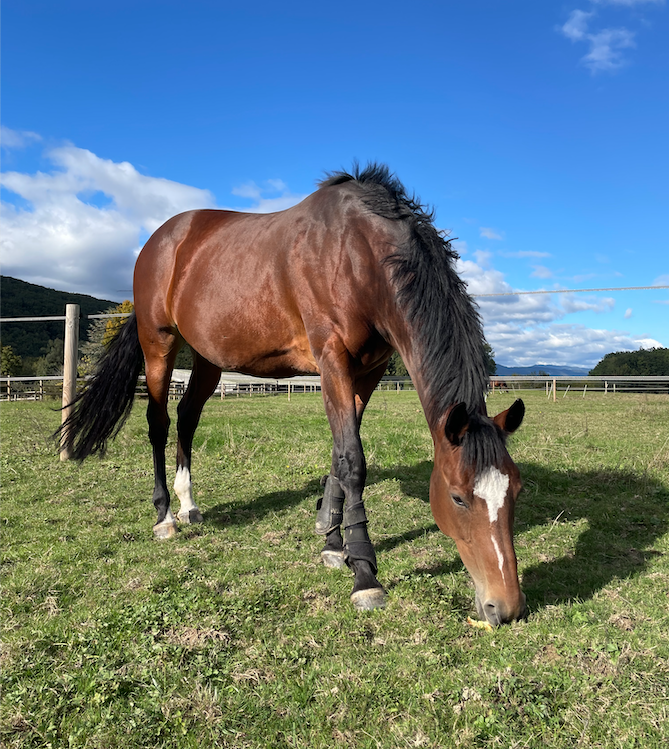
{"left": 57, "top": 312, "right": 144, "bottom": 460}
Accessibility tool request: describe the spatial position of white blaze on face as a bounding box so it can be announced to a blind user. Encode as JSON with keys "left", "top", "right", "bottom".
{"left": 491, "top": 536, "right": 505, "bottom": 582}
{"left": 475, "top": 466, "right": 510, "bottom": 585}
{"left": 474, "top": 466, "right": 510, "bottom": 524}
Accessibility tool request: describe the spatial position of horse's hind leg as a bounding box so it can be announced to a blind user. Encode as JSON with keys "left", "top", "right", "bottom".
{"left": 174, "top": 353, "right": 222, "bottom": 524}
{"left": 141, "top": 329, "right": 181, "bottom": 539}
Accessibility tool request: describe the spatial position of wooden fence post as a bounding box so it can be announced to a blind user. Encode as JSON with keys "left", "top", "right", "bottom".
{"left": 60, "top": 304, "right": 80, "bottom": 461}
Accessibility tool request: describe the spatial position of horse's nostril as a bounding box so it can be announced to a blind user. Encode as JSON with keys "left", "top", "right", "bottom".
{"left": 484, "top": 601, "right": 501, "bottom": 627}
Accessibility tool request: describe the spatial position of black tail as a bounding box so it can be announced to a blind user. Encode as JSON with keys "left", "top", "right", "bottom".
{"left": 57, "top": 313, "right": 144, "bottom": 460}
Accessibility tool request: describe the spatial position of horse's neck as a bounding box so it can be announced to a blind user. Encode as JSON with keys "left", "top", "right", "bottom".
{"left": 385, "top": 311, "right": 487, "bottom": 432}
{"left": 383, "top": 315, "right": 440, "bottom": 426}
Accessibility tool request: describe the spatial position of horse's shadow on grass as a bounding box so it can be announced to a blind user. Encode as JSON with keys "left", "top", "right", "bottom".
{"left": 205, "top": 477, "right": 323, "bottom": 529}
{"left": 206, "top": 459, "right": 668, "bottom": 612}
{"left": 513, "top": 461, "right": 668, "bottom": 611}
{"left": 380, "top": 460, "right": 668, "bottom": 612}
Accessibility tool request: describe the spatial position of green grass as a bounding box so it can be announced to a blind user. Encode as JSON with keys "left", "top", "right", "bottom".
{"left": 1, "top": 390, "right": 668, "bottom": 748}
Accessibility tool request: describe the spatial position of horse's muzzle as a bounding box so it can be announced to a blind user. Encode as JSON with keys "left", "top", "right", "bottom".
{"left": 476, "top": 591, "right": 527, "bottom": 626}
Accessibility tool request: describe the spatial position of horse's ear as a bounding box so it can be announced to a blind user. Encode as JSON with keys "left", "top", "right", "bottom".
{"left": 445, "top": 402, "right": 470, "bottom": 445}
{"left": 493, "top": 398, "right": 525, "bottom": 434}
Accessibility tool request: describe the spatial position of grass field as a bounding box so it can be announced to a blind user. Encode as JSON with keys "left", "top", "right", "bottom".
{"left": 1, "top": 389, "right": 668, "bottom": 748}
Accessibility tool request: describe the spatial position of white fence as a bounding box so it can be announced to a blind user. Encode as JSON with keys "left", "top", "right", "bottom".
{"left": 489, "top": 375, "right": 669, "bottom": 400}
{"left": 2, "top": 305, "right": 667, "bottom": 450}
{"left": 3, "top": 373, "right": 668, "bottom": 403}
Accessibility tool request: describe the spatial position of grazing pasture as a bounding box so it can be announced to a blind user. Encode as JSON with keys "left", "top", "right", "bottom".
{"left": 1, "top": 390, "right": 668, "bottom": 748}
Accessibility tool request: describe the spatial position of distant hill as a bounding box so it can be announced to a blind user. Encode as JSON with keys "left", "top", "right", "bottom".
{"left": 0, "top": 276, "right": 117, "bottom": 359}
{"left": 494, "top": 364, "right": 591, "bottom": 377}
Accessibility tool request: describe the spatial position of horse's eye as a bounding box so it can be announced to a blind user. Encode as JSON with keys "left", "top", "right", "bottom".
{"left": 451, "top": 494, "right": 467, "bottom": 508}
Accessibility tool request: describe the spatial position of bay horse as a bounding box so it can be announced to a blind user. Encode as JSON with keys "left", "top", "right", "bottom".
{"left": 60, "top": 163, "right": 526, "bottom": 624}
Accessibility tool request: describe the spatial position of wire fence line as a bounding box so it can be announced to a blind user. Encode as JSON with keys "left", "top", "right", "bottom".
{"left": 473, "top": 285, "right": 669, "bottom": 298}
{"left": 2, "top": 290, "right": 668, "bottom": 420}
{"left": 3, "top": 284, "right": 669, "bottom": 325}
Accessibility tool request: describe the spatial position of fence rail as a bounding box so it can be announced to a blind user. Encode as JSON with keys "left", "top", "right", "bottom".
{"left": 3, "top": 373, "right": 668, "bottom": 402}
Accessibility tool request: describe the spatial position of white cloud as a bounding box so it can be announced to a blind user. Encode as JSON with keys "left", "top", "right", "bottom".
{"left": 231, "top": 181, "right": 262, "bottom": 200}
{"left": 231, "top": 179, "right": 305, "bottom": 213}
{"left": 450, "top": 239, "right": 469, "bottom": 256}
{"left": 474, "top": 250, "right": 493, "bottom": 266}
{"left": 458, "top": 260, "right": 566, "bottom": 326}
{"left": 1, "top": 126, "right": 42, "bottom": 150}
{"left": 486, "top": 321, "right": 662, "bottom": 368}
{"left": 624, "top": 308, "right": 633, "bottom": 318}
{"left": 590, "top": 0, "right": 664, "bottom": 6}
{"left": 0, "top": 137, "right": 309, "bottom": 300}
{"left": 562, "top": 9, "right": 593, "bottom": 41}
{"left": 531, "top": 265, "right": 554, "bottom": 279}
{"left": 560, "top": 293, "right": 615, "bottom": 314}
{"left": 456, "top": 257, "right": 661, "bottom": 367}
{"left": 1, "top": 142, "right": 217, "bottom": 299}
{"left": 559, "top": 9, "right": 637, "bottom": 73}
{"left": 583, "top": 27, "right": 636, "bottom": 71}
{"left": 479, "top": 227, "right": 504, "bottom": 240}
{"left": 500, "top": 251, "right": 551, "bottom": 259}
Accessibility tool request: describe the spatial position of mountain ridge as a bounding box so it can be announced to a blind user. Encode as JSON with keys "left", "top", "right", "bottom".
{"left": 494, "top": 363, "right": 591, "bottom": 377}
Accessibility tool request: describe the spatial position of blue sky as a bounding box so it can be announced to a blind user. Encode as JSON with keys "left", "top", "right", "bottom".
{"left": 2, "top": 0, "right": 667, "bottom": 368}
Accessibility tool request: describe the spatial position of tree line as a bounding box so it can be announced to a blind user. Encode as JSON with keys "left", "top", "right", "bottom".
{"left": 589, "top": 348, "right": 669, "bottom": 376}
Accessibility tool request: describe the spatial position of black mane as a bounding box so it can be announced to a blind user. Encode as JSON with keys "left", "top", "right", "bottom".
{"left": 321, "top": 164, "right": 504, "bottom": 467}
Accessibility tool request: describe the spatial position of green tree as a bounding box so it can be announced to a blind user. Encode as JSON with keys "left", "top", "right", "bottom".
{"left": 385, "top": 350, "right": 408, "bottom": 377}
{"left": 1, "top": 345, "right": 22, "bottom": 376}
{"left": 33, "top": 339, "right": 64, "bottom": 375}
{"left": 102, "top": 300, "right": 133, "bottom": 343}
{"left": 78, "top": 316, "right": 109, "bottom": 376}
{"left": 482, "top": 341, "right": 497, "bottom": 376}
{"left": 80, "top": 301, "right": 136, "bottom": 376}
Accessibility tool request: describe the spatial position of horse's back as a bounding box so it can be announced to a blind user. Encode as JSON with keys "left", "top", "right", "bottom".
{"left": 133, "top": 187, "right": 398, "bottom": 376}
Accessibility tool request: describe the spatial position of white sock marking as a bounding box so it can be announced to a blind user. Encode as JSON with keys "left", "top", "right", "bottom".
{"left": 474, "top": 466, "right": 509, "bottom": 524}
{"left": 174, "top": 466, "right": 197, "bottom": 514}
{"left": 158, "top": 507, "right": 177, "bottom": 526}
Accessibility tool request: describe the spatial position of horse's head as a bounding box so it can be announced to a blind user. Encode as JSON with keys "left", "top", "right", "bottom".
{"left": 430, "top": 399, "right": 526, "bottom": 626}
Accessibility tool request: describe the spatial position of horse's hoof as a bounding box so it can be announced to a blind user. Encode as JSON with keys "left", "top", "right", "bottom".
{"left": 153, "top": 520, "right": 178, "bottom": 539}
{"left": 321, "top": 549, "right": 346, "bottom": 568}
{"left": 178, "top": 509, "right": 203, "bottom": 524}
{"left": 351, "top": 588, "right": 387, "bottom": 611}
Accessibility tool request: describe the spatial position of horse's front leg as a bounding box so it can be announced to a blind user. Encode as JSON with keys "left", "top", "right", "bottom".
{"left": 319, "top": 348, "right": 386, "bottom": 610}
{"left": 315, "top": 473, "right": 346, "bottom": 568}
